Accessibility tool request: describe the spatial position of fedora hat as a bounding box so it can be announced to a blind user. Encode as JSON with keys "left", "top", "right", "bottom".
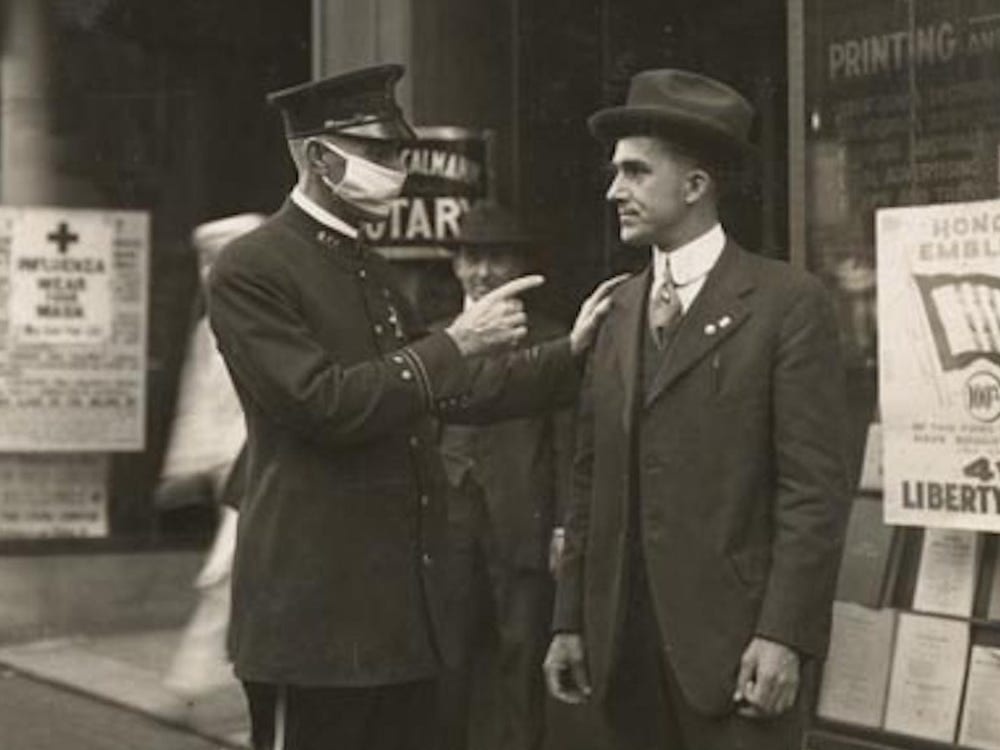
{"left": 589, "top": 69, "right": 754, "bottom": 155}
{"left": 457, "top": 202, "right": 533, "bottom": 249}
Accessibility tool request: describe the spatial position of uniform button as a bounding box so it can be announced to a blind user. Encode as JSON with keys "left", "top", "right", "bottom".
{"left": 420, "top": 494, "right": 430, "bottom": 508}
{"left": 382, "top": 288, "right": 392, "bottom": 299}
{"left": 358, "top": 268, "right": 367, "bottom": 279}
{"left": 422, "top": 553, "right": 433, "bottom": 566}
{"left": 392, "top": 355, "right": 404, "bottom": 364}
{"left": 374, "top": 323, "right": 384, "bottom": 335}
{"left": 396, "top": 331, "right": 405, "bottom": 341}
{"left": 409, "top": 435, "right": 420, "bottom": 448}
{"left": 401, "top": 369, "right": 413, "bottom": 381}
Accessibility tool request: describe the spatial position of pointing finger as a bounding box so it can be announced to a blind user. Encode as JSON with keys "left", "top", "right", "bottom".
{"left": 478, "top": 274, "right": 546, "bottom": 304}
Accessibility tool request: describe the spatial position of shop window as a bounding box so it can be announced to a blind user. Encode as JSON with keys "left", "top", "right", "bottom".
{"left": 0, "top": 1, "right": 309, "bottom": 548}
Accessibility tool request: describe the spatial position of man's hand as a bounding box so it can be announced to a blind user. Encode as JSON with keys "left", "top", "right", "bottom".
{"left": 543, "top": 633, "right": 592, "bottom": 704}
{"left": 733, "top": 637, "right": 801, "bottom": 719}
{"left": 569, "top": 274, "right": 631, "bottom": 356}
{"left": 446, "top": 275, "right": 545, "bottom": 357}
{"left": 548, "top": 527, "right": 565, "bottom": 575}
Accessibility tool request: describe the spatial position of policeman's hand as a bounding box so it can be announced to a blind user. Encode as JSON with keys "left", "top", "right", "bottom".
{"left": 446, "top": 275, "right": 545, "bottom": 357}
{"left": 569, "top": 274, "right": 631, "bottom": 356}
{"left": 733, "top": 637, "right": 801, "bottom": 719}
{"left": 544, "top": 632, "right": 592, "bottom": 704}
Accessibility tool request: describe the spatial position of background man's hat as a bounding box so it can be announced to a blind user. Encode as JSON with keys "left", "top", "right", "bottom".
{"left": 589, "top": 69, "right": 754, "bottom": 155}
{"left": 267, "top": 64, "right": 416, "bottom": 141}
{"left": 458, "top": 202, "right": 533, "bottom": 249}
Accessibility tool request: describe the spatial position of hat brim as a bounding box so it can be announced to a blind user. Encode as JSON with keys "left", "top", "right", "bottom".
{"left": 336, "top": 116, "right": 417, "bottom": 143}
{"left": 589, "top": 106, "right": 755, "bottom": 158}
{"left": 457, "top": 236, "right": 533, "bottom": 249}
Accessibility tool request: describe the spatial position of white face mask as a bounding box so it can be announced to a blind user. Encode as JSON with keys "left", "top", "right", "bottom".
{"left": 309, "top": 139, "right": 407, "bottom": 219}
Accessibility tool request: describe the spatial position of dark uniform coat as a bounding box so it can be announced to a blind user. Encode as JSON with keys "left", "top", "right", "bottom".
{"left": 553, "top": 242, "right": 850, "bottom": 716}
{"left": 208, "top": 201, "right": 577, "bottom": 688}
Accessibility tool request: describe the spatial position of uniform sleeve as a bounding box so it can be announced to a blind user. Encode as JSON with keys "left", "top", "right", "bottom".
{"left": 754, "top": 279, "right": 851, "bottom": 658}
{"left": 207, "top": 257, "right": 470, "bottom": 449}
{"left": 435, "top": 337, "right": 582, "bottom": 423}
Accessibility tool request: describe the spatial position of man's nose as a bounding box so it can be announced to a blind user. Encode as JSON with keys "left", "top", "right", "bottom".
{"left": 606, "top": 173, "right": 625, "bottom": 202}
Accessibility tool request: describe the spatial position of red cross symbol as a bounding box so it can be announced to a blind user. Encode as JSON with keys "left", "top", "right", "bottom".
{"left": 47, "top": 222, "right": 80, "bottom": 254}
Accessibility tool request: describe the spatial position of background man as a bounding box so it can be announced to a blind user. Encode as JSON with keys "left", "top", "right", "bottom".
{"left": 208, "top": 64, "right": 619, "bottom": 750}
{"left": 438, "top": 202, "right": 573, "bottom": 750}
{"left": 543, "top": 69, "right": 850, "bottom": 750}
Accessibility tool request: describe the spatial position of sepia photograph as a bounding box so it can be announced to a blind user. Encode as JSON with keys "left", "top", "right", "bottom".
{"left": 1, "top": 1, "right": 999, "bottom": 749}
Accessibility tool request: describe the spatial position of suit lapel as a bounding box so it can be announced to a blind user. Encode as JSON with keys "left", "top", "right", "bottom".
{"left": 610, "top": 267, "right": 651, "bottom": 434}
{"left": 644, "top": 242, "right": 755, "bottom": 406}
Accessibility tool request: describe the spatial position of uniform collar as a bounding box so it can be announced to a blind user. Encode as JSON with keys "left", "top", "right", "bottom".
{"left": 291, "top": 187, "right": 359, "bottom": 239}
{"left": 653, "top": 223, "right": 725, "bottom": 287}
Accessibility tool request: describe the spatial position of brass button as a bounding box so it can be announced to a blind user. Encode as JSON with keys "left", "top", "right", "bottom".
{"left": 420, "top": 494, "right": 430, "bottom": 508}
{"left": 409, "top": 435, "right": 420, "bottom": 448}
{"left": 401, "top": 369, "right": 413, "bottom": 381}
{"left": 374, "top": 324, "right": 384, "bottom": 335}
{"left": 422, "top": 553, "right": 433, "bottom": 566}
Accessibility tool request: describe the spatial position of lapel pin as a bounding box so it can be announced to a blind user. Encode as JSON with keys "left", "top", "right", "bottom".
{"left": 705, "top": 323, "right": 718, "bottom": 336}
{"left": 719, "top": 315, "right": 732, "bottom": 329}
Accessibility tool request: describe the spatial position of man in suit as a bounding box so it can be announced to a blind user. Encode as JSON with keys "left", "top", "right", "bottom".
{"left": 543, "top": 69, "right": 850, "bottom": 750}
{"left": 207, "top": 65, "right": 619, "bottom": 750}
{"left": 438, "top": 202, "right": 573, "bottom": 750}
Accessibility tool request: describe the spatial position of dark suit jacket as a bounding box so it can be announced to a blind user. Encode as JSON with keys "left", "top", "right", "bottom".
{"left": 207, "top": 201, "right": 578, "bottom": 687}
{"left": 553, "top": 242, "right": 850, "bottom": 716}
{"left": 439, "top": 313, "right": 574, "bottom": 571}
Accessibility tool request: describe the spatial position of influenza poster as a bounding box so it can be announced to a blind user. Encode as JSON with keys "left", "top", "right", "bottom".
{"left": 0, "top": 207, "right": 149, "bottom": 451}
{"left": 877, "top": 199, "right": 1000, "bottom": 531}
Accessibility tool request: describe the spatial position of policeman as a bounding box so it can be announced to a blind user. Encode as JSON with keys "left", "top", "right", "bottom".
{"left": 207, "top": 65, "right": 621, "bottom": 750}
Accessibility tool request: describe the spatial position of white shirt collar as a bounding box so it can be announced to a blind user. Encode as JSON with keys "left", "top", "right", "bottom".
{"left": 653, "top": 223, "right": 725, "bottom": 288}
{"left": 291, "top": 187, "right": 359, "bottom": 239}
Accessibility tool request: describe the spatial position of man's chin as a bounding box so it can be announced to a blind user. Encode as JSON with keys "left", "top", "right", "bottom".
{"left": 618, "top": 228, "right": 651, "bottom": 247}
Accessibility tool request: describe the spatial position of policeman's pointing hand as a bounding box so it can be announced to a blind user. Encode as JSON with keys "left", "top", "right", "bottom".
{"left": 446, "top": 274, "right": 546, "bottom": 357}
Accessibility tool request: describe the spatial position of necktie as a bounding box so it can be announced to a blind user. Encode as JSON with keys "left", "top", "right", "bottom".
{"left": 649, "top": 258, "right": 682, "bottom": 348}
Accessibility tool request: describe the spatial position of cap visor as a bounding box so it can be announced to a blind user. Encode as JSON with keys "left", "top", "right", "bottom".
{"left": 338, "top": 117, "right": 416, "bottom": 142}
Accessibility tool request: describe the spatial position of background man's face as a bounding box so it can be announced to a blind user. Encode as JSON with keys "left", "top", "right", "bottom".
{"left": 605, "top": 135, "right": 694, "bottom": 248}
{"left": 452, "top": 247, "right": 526, "bottom": 301}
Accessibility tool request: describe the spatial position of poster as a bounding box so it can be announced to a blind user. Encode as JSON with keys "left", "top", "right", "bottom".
{"left": 0, "top": 454, "right": 108, "bottom": 539}
{"left": 805, "top": 1, "right": 1000, "bottom": 367}
{"left": 883, "top": 613, "right": 969, "bottom": 742}
{"left": 364, "top": 127, "right": 490, "bottom": 257}
{"left": 877, "top": 199, "right": 1000, "bottom": 531}
{"left": 0, "top": 207, "right": 149, "bottom": 451}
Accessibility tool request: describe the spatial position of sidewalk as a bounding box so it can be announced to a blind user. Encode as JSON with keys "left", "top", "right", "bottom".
{"left": 0, "top": 629, "right": 248, "bottom": 748}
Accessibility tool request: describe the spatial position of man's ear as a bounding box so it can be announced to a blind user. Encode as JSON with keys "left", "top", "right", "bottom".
{"left": 684, "top": 168, "right": 711, "bottom": 205}
{"left": 305, "top": 139, "right": 347, "bottom": 184}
